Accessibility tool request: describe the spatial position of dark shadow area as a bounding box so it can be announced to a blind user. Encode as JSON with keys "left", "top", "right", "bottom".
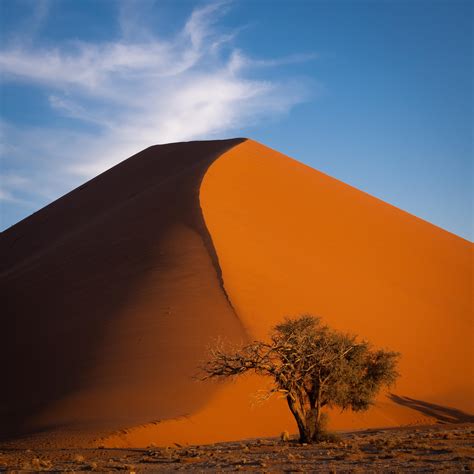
{"left": 389, "top": 394, "right": 474, "bottom": 423}
{"left": 0, "top": 138, "right": 247, "bottom": 442}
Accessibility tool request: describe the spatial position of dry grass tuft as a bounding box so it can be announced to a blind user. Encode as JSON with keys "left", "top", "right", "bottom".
{"left": 29, "top": 457, "right": 53, "bottom": 470}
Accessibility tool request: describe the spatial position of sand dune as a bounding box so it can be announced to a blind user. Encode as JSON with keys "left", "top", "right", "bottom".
{"left": 1, "top": 139, "right": 472, "bottom": 447}
{"left": 0, "top": 139, "right": 246, "bottom": 443}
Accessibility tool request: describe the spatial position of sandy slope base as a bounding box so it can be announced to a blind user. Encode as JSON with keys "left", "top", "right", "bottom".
{"left": 103, "top": 375, "right": 437, "bottom": 448}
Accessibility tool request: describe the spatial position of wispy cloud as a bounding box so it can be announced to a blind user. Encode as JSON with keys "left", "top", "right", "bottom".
{"left": 0, "top": 1, "right": 314, "bottom": 228}
{"left": 0, "top": 172, "right": 35, "bottom": 207}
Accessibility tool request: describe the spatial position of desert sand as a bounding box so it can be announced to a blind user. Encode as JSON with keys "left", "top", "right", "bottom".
{"left": 1, "top": 138, "right": 472, "bottom": 449}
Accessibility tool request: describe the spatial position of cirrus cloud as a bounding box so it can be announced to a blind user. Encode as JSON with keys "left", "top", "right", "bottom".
{"left": 0, "top": 1, "right": 315, "bottom": 229}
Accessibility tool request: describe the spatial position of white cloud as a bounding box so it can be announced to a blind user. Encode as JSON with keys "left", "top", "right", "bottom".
{"left": 0, "top": 172, "right": 35, "bottom": 207}
{"left": 0, "top": 1, "right": 314, "bottom": 226}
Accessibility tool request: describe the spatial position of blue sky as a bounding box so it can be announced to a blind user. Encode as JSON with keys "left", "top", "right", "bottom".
{"left": 0, "top": 0, "right": 472, "bottom": 240}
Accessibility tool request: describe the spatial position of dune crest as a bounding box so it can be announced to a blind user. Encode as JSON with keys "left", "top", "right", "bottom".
{"left": 1, "top": 138, "right": 471, "bottom": 447}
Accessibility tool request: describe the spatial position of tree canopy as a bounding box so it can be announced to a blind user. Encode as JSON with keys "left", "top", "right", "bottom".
{"left": 202, "top": 315, "right": 400, "bottom": 443}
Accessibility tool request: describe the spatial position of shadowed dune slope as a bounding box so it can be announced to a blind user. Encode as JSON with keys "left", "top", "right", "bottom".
{"left": 105, "top": 138, "right": 472, "bottom": 447}
{"left": 1, "top": 138, "right": 472, "bottom": 448}
{"left": 0, "top": 139, "right": 247, "bottom": 443}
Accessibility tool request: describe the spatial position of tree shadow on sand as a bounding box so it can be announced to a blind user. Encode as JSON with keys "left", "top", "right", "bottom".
{"left": 389, "top": 394, "right": 474, "bottom": 423}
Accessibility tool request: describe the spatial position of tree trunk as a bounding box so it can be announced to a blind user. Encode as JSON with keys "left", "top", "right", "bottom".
{"left": 305, "top": 385, "right": 322, "bottom": 442}
{"left": 308, "top": 409, "right": 315, "bottom": 439}
{"left": 311, "top": 385, "right": 323, "bottom": 442}
{"left": 286, "top": 395, "right": 310, "bottom": 443}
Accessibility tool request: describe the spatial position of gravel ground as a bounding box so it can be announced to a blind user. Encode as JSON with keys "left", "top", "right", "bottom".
{"left": 0, "top": 423, "right": 473, "bottom": 472}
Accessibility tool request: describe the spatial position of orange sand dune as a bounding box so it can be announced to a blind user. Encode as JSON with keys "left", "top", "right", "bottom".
{"left": 1, "top": 138, "right": 472, "bottom": 448}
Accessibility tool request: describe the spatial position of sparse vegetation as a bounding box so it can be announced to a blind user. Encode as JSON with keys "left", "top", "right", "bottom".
{"left": 202, "top": 315, "right": 400, "bottom": 443}
{"left": 0, "top": 424, "right": 473, "bottom": 471}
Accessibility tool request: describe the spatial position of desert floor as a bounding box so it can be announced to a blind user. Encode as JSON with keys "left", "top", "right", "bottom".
{"left": 1, "top": 423, "right": 472, "bottom": 472}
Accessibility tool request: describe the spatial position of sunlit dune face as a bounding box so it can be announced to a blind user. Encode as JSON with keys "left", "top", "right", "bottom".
{"left": 200, "top": 138, "right": 472, "bottom": 410}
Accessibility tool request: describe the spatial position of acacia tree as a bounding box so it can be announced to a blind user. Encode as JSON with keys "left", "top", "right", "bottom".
{"left": 202, "top": 315, "right": 400, "bottom": 443}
